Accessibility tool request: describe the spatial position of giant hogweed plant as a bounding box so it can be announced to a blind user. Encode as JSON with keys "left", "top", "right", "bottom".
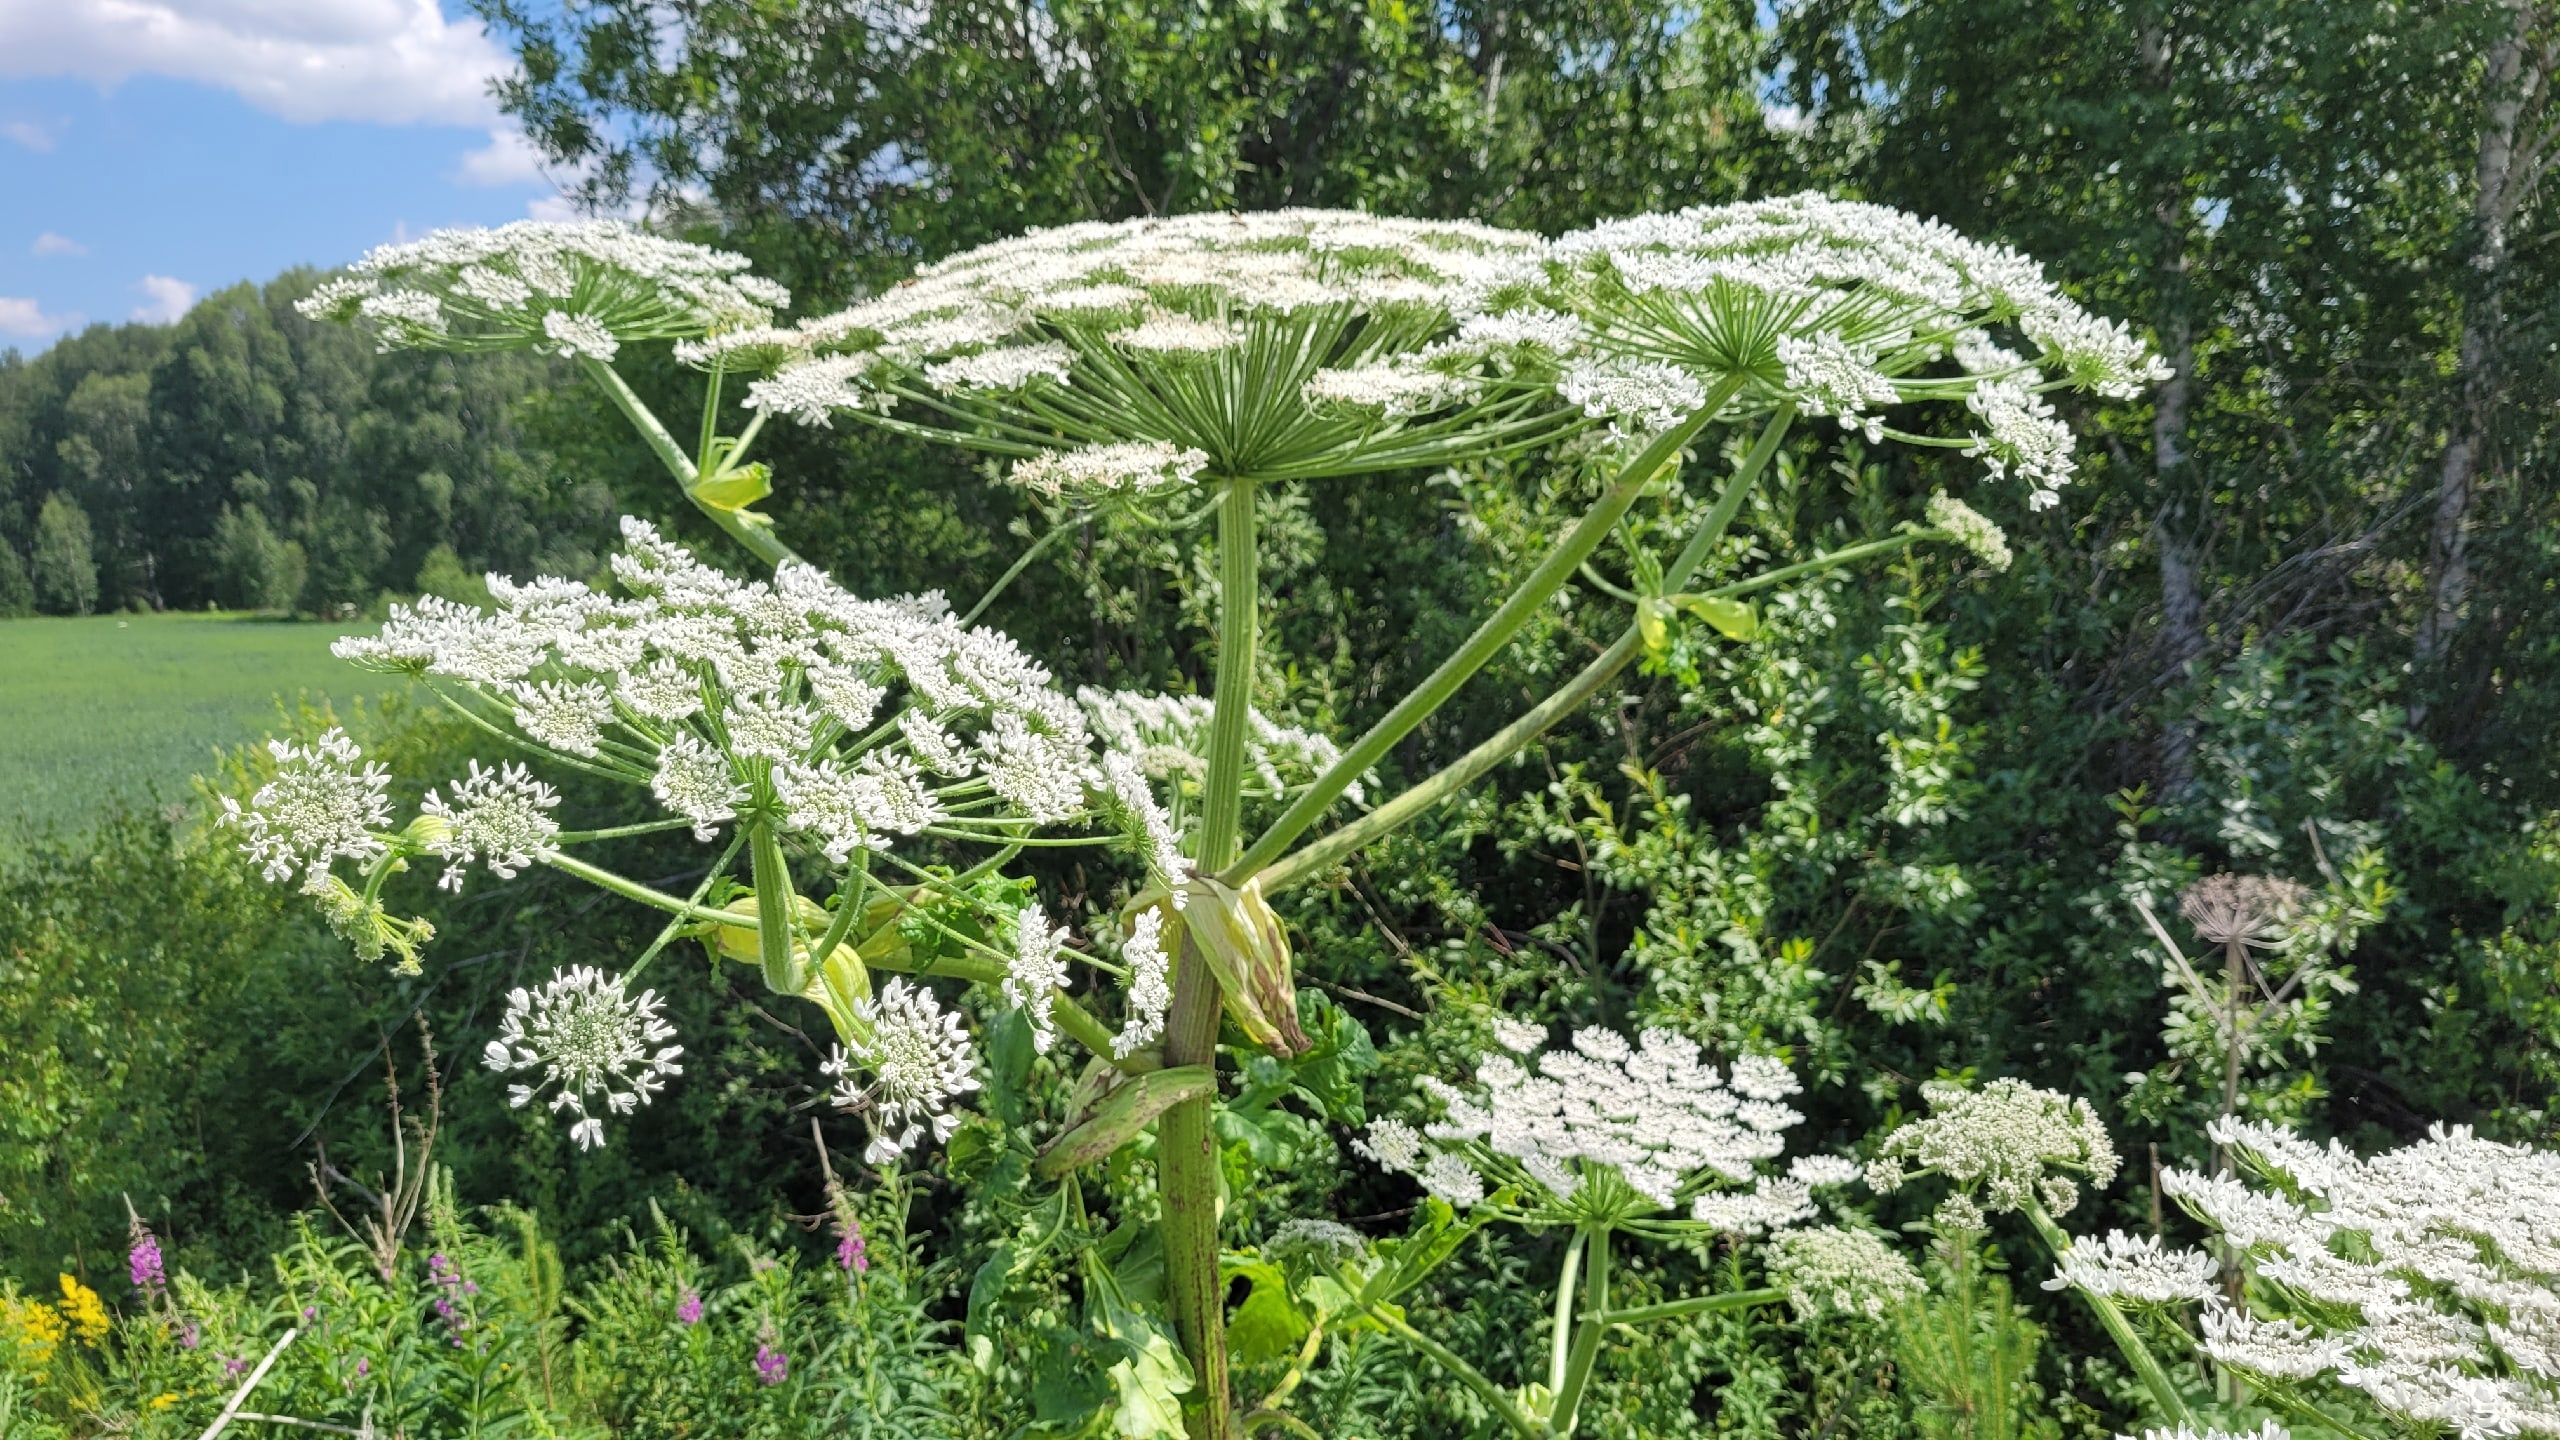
{"left": 248, "top": 197, "right": 2165, "bottom": 1437}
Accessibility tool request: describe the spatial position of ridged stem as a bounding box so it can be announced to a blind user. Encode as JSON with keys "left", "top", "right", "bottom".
{"left": 1160, "top": 476, "right": 1259, "bottom": 1438}
{"left": 581, "top": 357, "right": 798, "bottom": 568}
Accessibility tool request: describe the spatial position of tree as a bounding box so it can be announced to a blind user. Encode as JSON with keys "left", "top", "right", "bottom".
{"left": 0, "top": 540, "right": 32, "bottom": 617}
{"left": 31, "top": 490, "right": 97, "bottom": 615}
{"left": 208, "top": 502, "right": 305, "bottom": 612}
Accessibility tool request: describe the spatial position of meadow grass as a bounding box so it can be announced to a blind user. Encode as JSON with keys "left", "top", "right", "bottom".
{"left": 0, "top": 613, "right": 406, "bottom": 851}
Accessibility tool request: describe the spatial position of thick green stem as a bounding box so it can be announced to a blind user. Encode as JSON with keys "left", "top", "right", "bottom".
{"left": 580, "top": 356, "right": 798, "bottom": 568}
{"left": 1161, "top": 476, "right": 1259, "bottom": 1438}
{"left": 1549, "top": 1225, "right": 1612, "bottom": 1436}
{"left": 1226, "top": 392, "right": 1736, "bottom": 881}
{"left": 1256, "top": 409, "right": 1795, "bottom": 895}
{"left": 2026, "top": 1201, "right": 2193, "bottom": 1427}
{"left": 749, "top": 821, "right": 807, "bottom": 995}
{"left": 541, "top": 852, "right": 749, "bottom": 925}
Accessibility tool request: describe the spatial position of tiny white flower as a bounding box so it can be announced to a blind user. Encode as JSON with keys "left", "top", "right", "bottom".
{"left": 2043, "top": 1230, "right": 2218, "bottom": 1306}
{"left": 652, "top": 732, "right": 744, "bottom": 840}
{"left": 541, "top": 310, "right": 620, "bottom": 361}
{"left": 1925, "top": 492, "right": 2013, "bottom": 571}
{"left": 1111, "top": 907, "right": 1173, "bottom": 1057}
{"left": 1764, "top": 1226, "right": 1925, "bottom": 1319}
{"left": 513, "top": 680, "right": 616, "bottom": 756}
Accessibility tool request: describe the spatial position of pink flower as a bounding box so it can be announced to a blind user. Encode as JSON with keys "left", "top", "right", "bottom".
{"left": 128, "top": 1231, "right": 165, "bottom": 1293}
{"left": 676, "top": 1290, "right": 703, "bottom": 1325}
{"left": 753, "top": 1343, "right": 788, "bottom": 1386}
{"left": 834, "top": 1218, "right": 868, "bottom": 1274}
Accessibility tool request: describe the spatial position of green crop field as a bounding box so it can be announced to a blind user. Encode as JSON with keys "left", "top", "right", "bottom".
{"left": 0, "top": 614, "right": 408, "bottom": 850}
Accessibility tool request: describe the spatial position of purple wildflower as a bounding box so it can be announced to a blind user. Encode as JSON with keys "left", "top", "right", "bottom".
{"left": 754, "top": 1343, "right": 788, "bottom": 1386}
{"left": 834, "top": 1217, "right": 868, "bottom": 1274}
{"left": 676, "top": 1290, "right": 703, "bottom": 1325}
{"left": 178, "top": 1323, "right": 201, "bottom": 1350}
{"left": 128, "top": 1230, "right": 165, "bottom": 1294}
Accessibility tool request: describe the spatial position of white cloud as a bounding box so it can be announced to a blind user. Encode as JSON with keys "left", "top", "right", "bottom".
{"left": 454, "top": 125, "right": 547, "bottom": 186}
{"left": 0, "top": 296, "right": 82, "bottom": 337}
{"left": 2, "top": 118, "right": 61, "bottom": 150}
{"left": 31, "top": 232, "right": 85, "bottom": 256}
{"left": 131, "top": 274, "right": 196, "bottom": 324}
{"left": 0, "top": 0, "right": 513, "bottom": 126}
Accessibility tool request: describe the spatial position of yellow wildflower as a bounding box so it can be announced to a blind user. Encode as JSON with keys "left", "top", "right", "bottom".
{"left": 57, "top": 1275, "right": 109, "bottom": 1346}
{"left": 150, "top": 1392, "right": 181, "bottom": 1410}
{"left": 1, "top": 1294, "right": 65, "bottom": 1377}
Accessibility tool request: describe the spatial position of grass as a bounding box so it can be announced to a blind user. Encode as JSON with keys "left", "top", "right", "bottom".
{"left": 0, "top": 613, "right": 407, "bottom": 851}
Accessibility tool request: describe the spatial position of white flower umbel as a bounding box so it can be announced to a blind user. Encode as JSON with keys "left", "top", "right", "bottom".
{"left": 1555, "top": 193, "right": 2172, "bottom": 506}
{"left": 419, "top": 760, "right": 561, "bottom": 891}
{"left": 2123, "top": 1425, "right": 2290, "bottom": 1440}
{"left": 1868, "top": 1077, "right": 2120, "bottom": 1230}
{"left": 334, "top": 517, "right": 1102, "bottom": 881}
{"left": 297, "top": 220, "right": 786, "bottom": 356}
{"left": 2153, "top": 1119, "right": 2560, "bottom": 1440}
{"left": 1111, "top": 907, "right": 1174, "bottom": 1058}
{"left": 828, "top": 979, "right": 981, "bottom": 1165}
{"left": 482, "top": 966, "right": 683, "bottom": 1150}
{"left": 1005, "top": 903, "right": 1073, "bottom": 1052}
{"left": 727, "top": 210, "right": 1565, "bottom": 487}
{"left": 1358, "top": 1026, "right": 1827, "bottom": 1231}
{"left": 220, "top": 728, "right": 396, "bottom": 892}
{"left": 2043, "top": 1231, "right": 2218, "bottom": 1307}
{"left": 1765, "top": 1227, "right": 1927, "bottom": 1320}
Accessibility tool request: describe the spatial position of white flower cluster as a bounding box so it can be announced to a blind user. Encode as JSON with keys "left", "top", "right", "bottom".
{"left": 712, "top": 210, "right": 1553, "bottom": 446}
{"left": 218, "top": 728, "right": 394, "bottom": 893}
{"left": 1078, "top": 686, "right": 1362, "bottom": 804}
{"left": 2146, "top": 1117, "right": 2560, "bottom": 1440}
{"left": 418, "top": 760, "right": 561, "bottom": 892}
{"left": 296, "top": 221, "right": 786, "bottom": 355}
{"left": 1108, "top": 907, "right": 1175, "bottom": 1058}
{"left": 2123, "top": 1424, "right": 2290, "bottom": 1440}
{"left": 2041, "top": 1230, "right": 2219, "bottom": 1307}
{"left": 1867, "top": 1077, "right": 2120, "bottom": 1232}
{"left": 1355, "top": 1025, "right": 1856, "bottom": 1229}
{"left": 1010, "top": 441, "right": 1209, "bottom": 498}
{"left": 1005, "top": 903, "right": 1073, "bottom": 1053}
{"left": 335, "top": 517, "right": 1101, "bottom": 861}
{"left": 1554, "top": 193, "right": 2172, "bottom": 506}
{"left": 1765, "top": 1227, "right": 1927, "bottom": 1320}
{"left": 825, "top": 978, "right": 982, "bottom": 1165}
{"left": 482, "top": 966, "right": 684, "bottom": 1150}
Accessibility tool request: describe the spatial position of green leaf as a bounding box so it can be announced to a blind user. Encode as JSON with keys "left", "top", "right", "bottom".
{"left": 1035, "top": 1066, "right": 1216, "bottom": 1178}
{"left": 1674, "top": 593, "right": 1758, "bottom": 641}
{"left": 1225, "top": 1261, "right": 1310, "bottom": 1366}
{"left": 689, "top": 461, "right": 771, "bottom": 511}
{"left": 964, "top": 1241, "right": 1017, "bottom": 1356}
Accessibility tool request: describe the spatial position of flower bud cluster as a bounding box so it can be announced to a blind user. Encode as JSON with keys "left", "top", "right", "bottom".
{"left": 1868, "top": 1077, "right": 2119, "bottom": 1231}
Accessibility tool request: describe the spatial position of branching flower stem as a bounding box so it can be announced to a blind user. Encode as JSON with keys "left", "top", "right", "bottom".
{"left": 1258, "top": 405, "right": 1796, "bottom": 894}
{"left": 579, "top": 357, "right": 798, "bottom": 567}
{"left": 1227, "top": 381, "right": 1741, "bottom": 882}
{"left": 1548, "top": 1224, "right": 1613, "bottom": 1436}
{"left": 961, "top": 515, "right": 1081, "bottom": 627}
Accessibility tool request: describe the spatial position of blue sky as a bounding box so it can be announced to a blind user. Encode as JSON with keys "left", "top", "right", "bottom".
{"left": 0, "top": 1, "right": 568, "bottom": 353}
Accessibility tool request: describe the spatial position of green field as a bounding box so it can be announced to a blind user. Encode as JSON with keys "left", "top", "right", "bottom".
{"left": 0, "top": 614, "right": 407, "bottom": 849}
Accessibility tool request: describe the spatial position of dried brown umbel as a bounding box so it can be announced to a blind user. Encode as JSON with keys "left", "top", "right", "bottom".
{"left": 2181, "top": 874, "right": 2310, "bottom": 949}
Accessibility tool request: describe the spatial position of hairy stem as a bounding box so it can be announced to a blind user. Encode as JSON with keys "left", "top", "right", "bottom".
{"left": 1354, "top": 1296, "right": 1545, "bottom": 1440}
{"left": 1226, "top": 390, "right": 1736, "bottom": 880}
{"left": 580, "top": 357, "right": 798, "bottom": 568}
{"left": 1162, "top": 476, "right": 1259, "bottom": 1438}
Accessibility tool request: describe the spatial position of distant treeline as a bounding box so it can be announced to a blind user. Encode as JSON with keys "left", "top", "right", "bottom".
{"left": 0, "top": 271, "right": 618, "bottom": 617}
